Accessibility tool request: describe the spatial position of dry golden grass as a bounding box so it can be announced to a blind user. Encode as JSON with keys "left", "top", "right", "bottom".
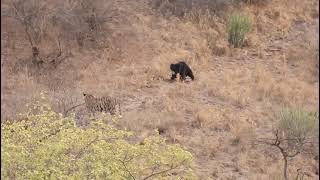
{"left": 253, "top": 63, "right": 276, "bottom": 101}
{"left": 193, "top": 108, "right": 211, "bottom": 128}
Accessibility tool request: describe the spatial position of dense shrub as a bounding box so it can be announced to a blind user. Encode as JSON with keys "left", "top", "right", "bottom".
{"left": 1, "top": 93, "right": 195, "bottom": 179}
{"left": 227, "top": 14, "right": 250, "bottom": 48}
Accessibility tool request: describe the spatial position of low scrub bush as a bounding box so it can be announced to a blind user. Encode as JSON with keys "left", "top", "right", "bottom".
{"left": 278, "top": 108, "right": 318, "bottom": 144}
{"left": 151, "top": 0, "right": 230, "bottom": 17}
{"left": 258, "top": 107, "right": 318, "bottom": 180}
{"left": 241, "top": 0, "right": 269, "bottom": 6}
{"left": 271, "top": 108, "right": 318, "bottom": 179}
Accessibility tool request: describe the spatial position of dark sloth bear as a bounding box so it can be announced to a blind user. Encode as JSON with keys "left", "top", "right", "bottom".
{"left": 170, "top": 61, "right": 194, "bottom": 81}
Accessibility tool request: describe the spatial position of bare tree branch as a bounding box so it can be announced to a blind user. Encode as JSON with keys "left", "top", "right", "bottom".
{"left": 142, "top": 160, "right": 186, "bottom": 180}
{"left": 118, "top": 150, "right": 136, "bottom": 180}
{"left": 63, "top": 103, "right": 85, "bottom": 117}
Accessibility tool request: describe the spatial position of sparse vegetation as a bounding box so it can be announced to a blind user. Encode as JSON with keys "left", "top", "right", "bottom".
{"left": 258, "top": 108, "right": 319, "bottom": 180}
{"left": 151, "top": 0, "right": 230, "bottom": 17}
{"left": 4, "top": 0, "right": 111, "bottom": 72}
{"left": 6, "top": 0, "right": 64, "bottom": 70}
{"left": 240, "top": 0, "right": 269, "bottom": 6}
{"left": 278, "top": 108, "right": 318, "bottom": 144}
{"left": 54, "top": 0, "right": 112, "bottom": 49}
{"left": 227, "top": 14, "right": 250, "bottom": 48}
{"left": 1, "top": 0, "right": 319, "bottom": 179}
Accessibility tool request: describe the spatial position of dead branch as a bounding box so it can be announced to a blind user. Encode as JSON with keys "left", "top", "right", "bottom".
{"left": 256, "top": 130, "right": 308, "bottom": 180}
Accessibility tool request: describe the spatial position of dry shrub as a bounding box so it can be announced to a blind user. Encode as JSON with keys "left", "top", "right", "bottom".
{"left": 49, "top": 88, "right": 83, "bottom": 116}
{"left": 229, "top": 88, "right": 251, "bottom": 108}
{"left": 165, "top": 126, "right": 184, "bottom": 143}
{"left": 4, "top": 0, "right": 70, "bottom": 71}
{"left": 215, "top": 68, "right": 252, "bottom": 107}
{"left": 187, "top": 129, "right": 220, "bottom": 157}
{"left": 253, "top": 63, "right": 317, "bottom": 106}
{"left": 235, "top": 151, "right": 250, "bottom": 171}
{"left": 55, "top": 0, "right": 114, "bottom": 49}
{"left": 179, "top": 5, "right": 228, "bottom": 57}
{"left": 3, "top": 0, "right": 114, "bottom": 65}
{"left": 166, "top": 83, "right": 196, "bottom": 101}
{"left": 274, "top": 79, "right": 316, "bottom": 106}
{"left": 192, "top": 107, "right": 224, "bottom": 129}
{"left": 253, "top": 64, "right": 276, "bottom": 101}
{"left": 151, "top": 60, "right": 171, "bottom": 80}
{"left": 120, "top": 109, "right": 185, "bottom": 134}
{"left": 240, "top": 0, "right": 270, "bottom": 6}
{"left": 231, "top": 123, "right": 255, "bottom": 147}
{"left": 285, "top": 43, "right": 318, "bottom": 83}
{"left": 206, "top": 32, "right": 228, "bottom": 56}
{"left": 265, "top": 162, "right": 284, "bottom": 180}
{"left": 1, "top": 72, "right": 45, "bottom": 122}
{"left": 150, "top": 0, "right": 230, "bottom": 18}
{"left": 184, "top": 9, "right": 219, "bottom": 30}
{"left": 163, "top": 97, "right": 180, "bottom": 113}
{"left": 210, "top": 43, "right": 227, "bottom": 56}
{"left": 194, "top": 109, "right": 211, "bottom": 128}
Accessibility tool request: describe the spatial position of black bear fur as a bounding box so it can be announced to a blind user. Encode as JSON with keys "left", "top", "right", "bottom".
{"left": 170, "top": 61, "right": 194, "bottom": 81}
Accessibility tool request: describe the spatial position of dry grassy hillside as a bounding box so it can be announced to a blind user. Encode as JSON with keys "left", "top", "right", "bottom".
{"left": 1, "top": 0, "right": 319, "bottom": 179}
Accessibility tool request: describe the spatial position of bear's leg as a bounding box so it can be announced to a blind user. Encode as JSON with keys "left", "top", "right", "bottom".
{"left": 180, "top": 68, "right": 187, "bottom": 81}
{"left": 171, "top": 73, "right": 177, "bottom": 80}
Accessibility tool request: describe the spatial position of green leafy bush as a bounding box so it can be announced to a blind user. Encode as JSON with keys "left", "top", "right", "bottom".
{"left": 1, "top": 93, "right": 195, "bottom": 179}
{"left": 227, "top": 14, "right": 250, "bottom": 48}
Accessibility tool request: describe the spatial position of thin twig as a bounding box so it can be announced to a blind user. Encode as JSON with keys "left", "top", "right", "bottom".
{"left": 74, "top": 137, "right": 99, "bottom": 159}
{"left": 63, "top": 102, "right": 85, "bottom": 116}
{"left": 119, "top": 150, "right": 136, "bottom": 180}
{"left": 142, "top": 161, "right": 185, "bottom": 180}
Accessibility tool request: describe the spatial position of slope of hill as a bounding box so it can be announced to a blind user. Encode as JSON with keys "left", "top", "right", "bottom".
{"left": 1, "top": 0, "right": 319, "bottom": 179}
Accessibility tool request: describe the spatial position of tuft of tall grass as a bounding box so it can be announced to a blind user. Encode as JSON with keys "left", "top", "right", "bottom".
{"left": 227, "top": 14, "right": 250, "bottom": 48}
{"left": 278, "top": 108, "right": 318, "bottom": 142}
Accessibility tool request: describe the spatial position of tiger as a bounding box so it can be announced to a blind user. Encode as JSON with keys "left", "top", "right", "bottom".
{"left": 83, "top": 93, "right": 121, "bottom": 116}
